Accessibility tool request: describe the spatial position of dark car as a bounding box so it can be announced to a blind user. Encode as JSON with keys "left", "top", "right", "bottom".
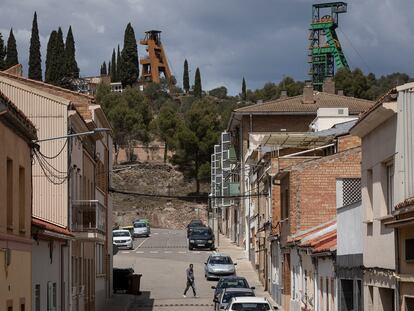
{"left": 187, "top": 219, "right": 205, "bottom": 237}
{"left": 215, "top": 288, "right": 255, "bottom": 310}
{"left": 188, "top": 226, "right": 215, "bottom": 250}
{"left": 211, "top": 276, "right": 254, "bottom": 306}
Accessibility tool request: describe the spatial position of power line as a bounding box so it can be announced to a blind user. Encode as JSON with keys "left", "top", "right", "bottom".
{"left": 338, "top": 28, "right": 372, "bottom": 73}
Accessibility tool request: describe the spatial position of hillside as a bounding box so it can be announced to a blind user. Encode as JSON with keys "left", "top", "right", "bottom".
{"left": 111, "top": 162, "right": 208, "bottom": 229}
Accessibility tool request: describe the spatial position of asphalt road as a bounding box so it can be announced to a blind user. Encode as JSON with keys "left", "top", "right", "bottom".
{"left": 114, "top": 228, "right": 217, "bottom": 311}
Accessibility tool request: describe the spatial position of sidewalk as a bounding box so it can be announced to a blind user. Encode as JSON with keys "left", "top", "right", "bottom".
{"left": 216, "top": 234, "right": 282, "bottom": 310}
{"left": 101, "top": 294, "right": 137, "bottom": 311}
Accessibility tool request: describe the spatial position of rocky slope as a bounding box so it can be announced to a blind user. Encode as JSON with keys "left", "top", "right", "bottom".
{"left": 111, "top": 162, "right": 208, "bottom": 229}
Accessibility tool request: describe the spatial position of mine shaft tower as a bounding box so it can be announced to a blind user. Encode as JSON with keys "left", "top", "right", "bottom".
{"left": 309, "top": 2, "right": 350, "bottom": 90}
{"left": 139, "top": 30, "right": 172, "bottom": 84}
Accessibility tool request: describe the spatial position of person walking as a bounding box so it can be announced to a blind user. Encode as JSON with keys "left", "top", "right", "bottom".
{"left": 183, "top": 263, "right": 196, "bottom": 297}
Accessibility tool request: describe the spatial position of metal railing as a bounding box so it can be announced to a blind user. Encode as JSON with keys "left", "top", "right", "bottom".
{"left": 71, "top": 200, "right": 106, "bottom": 233}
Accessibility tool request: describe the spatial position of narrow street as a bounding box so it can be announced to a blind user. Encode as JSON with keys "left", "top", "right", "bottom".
{"left": 114, "top": 228, "right": 216, "bottom": 311}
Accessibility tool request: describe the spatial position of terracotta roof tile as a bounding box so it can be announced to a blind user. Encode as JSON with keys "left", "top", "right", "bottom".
{"left": 235, "top": 92, "right": 374, "bottom": 114}
{"left": 32, "top": 217, "right": 73, "bottom": 238}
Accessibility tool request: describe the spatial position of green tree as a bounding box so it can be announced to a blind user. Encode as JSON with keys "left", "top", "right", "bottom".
{"left": 5, "top": 28, "right": 18, "bottom": 68}
{"left": 110, "top": 48, "right": 117, "bottom": 81}
{"left": 108, "top": 61, "right": 111, "bottom": 77}
{"left": 100, "top": 61, "right": 107, "bottom": 75}
{"left": 172, "top": 98, "right": 220, "bottom": 193}
{"left": 241, "top": 77, "right": 247, "bottom": 100}
{"left": 64, "top": 26, "right": 79, "bottom": 78}
{"left": 209, "top": 86, "right": 227, "bottom": 99}
{"left": 157, "top": 102, "right": 181, "bottom": 162}
{"left": 0, "top": 33, "right": 6, "bottom": 70}
{"left": 183, "top": 59, "right": 190, "bottom": 93}
{"left": 116, "top": 45, "right": 121, "bottom": 82}
{"left": 119, "top": 23, "right": 139, "bottom": 87}
{"left": 28, "top": 12, "right": 42, "bottom": 80}
{"left": 56, "top": 27, "right": 66, "bottom": 78}
{"left": 45, "top": 30, "right": 59, "bottom": 84}
{"left": 194, "top": 67, "right": 202, "bottom": 98}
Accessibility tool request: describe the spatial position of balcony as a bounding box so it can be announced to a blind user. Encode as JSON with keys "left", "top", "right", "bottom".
{"left": 72, "top": 200, "right": 106, "bottom": 240}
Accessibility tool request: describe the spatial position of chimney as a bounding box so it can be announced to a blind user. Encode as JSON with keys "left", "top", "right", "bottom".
{"left": 302, "top": 81, "right": 314, "bottom": 104}
{"left": 322, "top": 77, "right": 335, "bottom": 94}
{"left": 280, "top": 90, "right": 288, "bottom": 99}
{"left": 337, "top": 89, "right": 344, "bottom": 96}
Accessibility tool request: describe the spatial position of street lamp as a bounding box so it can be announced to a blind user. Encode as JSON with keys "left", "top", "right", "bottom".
{"left": 33, "top": 128, "right": 111, "bottom": 143}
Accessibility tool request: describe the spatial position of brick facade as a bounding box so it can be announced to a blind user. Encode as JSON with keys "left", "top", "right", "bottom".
{"left": 282, "top": 147, "right": 361, "bottom": 237}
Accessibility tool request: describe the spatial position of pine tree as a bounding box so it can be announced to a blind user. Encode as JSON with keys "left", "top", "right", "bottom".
{"left": 0, "top": 33, "right": 6, "bottom": 70}
{"left": 111, "top": 48, "right": 117, "bottom": 81}
{"left": 64, "top": 26, "right": 79, "bottom": 78}
{"left": 5, "top": 28, "right": 18, "bottom": 68}
{"left": 114, "top": 44, "right": 122, "bottom": 82}
{"left": 45, "top": 30, "right": 58, "bottom": 83}
{"left": 242, "top": 77, "right": 247, "bottom": 101}
{"left": 28, "top": 12, "right": 42, "bottom": 80}
{"left": 101, "top": 61, "right": 107, "bottom": 75}
{"left": 194, "top": 67, "right": 202, "bottom": 98}
{"left": 119, "top": 23, "right": 139, "bottom": 87}
{"left": 183, "top": 59, "right": 190, "bottom": 93}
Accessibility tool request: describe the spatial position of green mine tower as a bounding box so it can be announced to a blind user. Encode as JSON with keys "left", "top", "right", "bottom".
{"left": 309, "top": 2, "right": 350, "bottom": 90}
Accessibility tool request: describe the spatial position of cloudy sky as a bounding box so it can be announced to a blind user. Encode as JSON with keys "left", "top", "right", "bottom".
{"left": 1, "top": 0, "right": 413, "bottom": 94}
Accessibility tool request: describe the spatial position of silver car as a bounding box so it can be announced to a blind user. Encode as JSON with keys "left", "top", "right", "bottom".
{"left": 205, "top": 254, "right": 237, "bottom": 280}
{"left": 133, "top": 221, "right": 150, "bottom": 237}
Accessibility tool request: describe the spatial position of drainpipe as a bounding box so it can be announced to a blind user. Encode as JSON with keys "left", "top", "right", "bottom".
{"left": 395, "top": 228, "right": 401, "bottom": 311}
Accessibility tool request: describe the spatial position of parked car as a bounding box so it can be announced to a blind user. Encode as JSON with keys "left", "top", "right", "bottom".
{"left": 187, "top": 219, "right": 205, "bottom": 237}
{"left": 225, "top": 297, "right": 277, "bottom": 310}
{"left": 133, "top": 218, "right": 150, "bottom": 226}
{"left": 212, "top": 276, "right": 253, "bottom": 307}
{"left": 121, "top": 225, "right": 134, "bottom": 237}
{"left": 133, "top": 221, "right": 150, "bottom": 237}
{"left": 113, "top": 229, "right": 133, "bottom": 250}
{"left": 188, "top": 226, "right": 214, "bottom": 250}
{"left": 215, "top": 288, "right": 255, "bottom": 310}
{"left": 204, "top": 253, "right": 236, "bottom": 279}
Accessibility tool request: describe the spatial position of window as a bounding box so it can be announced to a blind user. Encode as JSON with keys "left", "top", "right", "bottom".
{"left": 47, "top": 281, "right": 56, "bottom": 311}
{"left": 7, "top": 299, "right": 13, "bottom": 311}
{"left": 406, "top": 297, "right": 414, "bottom": 311}
{"left": 386, "top": 161, "right": 394, "bottom": 214}
{"left": 7, "top": 158, "right": 13, "bottom": 231}
{"left": 368, "top": 286, "right": 374, "bottom": 311}
{"left": 405, "top": 239, "right": 414, "bottom": 261}
{"left": 366, "top": 169, "right": 373, "bottom": 220}
{"left": 35, "top": 284, "right": 40, "bottom": 311}
{"left": 19, "top": 166, "right": 26, "bottom": 233}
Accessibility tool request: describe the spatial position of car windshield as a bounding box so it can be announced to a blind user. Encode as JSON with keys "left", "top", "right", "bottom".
{"left": 210, "top": 256, "right": 232, "bottom": 265}
{"left": 219, "top": 279, "right": 248, "bottom": 288}
{"left": 113, "top": 231, "right": 130, "bottom": 237}
{"left": 231, "top": 303, "right": 270, "bottom": 311}
{"left": 134, "top": 222, "right": 146, "bottom": 228}
{"left": 191, "top": 228, "right": 209, "bottom": 235}
{"left": 222, "top": 292, "right": 254, "bottom": 303}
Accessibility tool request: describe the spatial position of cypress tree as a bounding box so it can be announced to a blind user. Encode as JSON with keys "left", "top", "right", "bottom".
{"left": 110, "top": 48, "right": 116, "bottom": 81}
{"left": 64, "top": 26, "right": 79, "bottom": 78}
{"left": 183, "top": 59, "right": 190, "bottom": 93}
{"left": 116, "top": 45, "right": 121, "bottom": 82}
{"left": 108, "top": 61, "right": 111, "bottom": 77}
{"left": 119, "top": 23, "right": 139, "bottom": 87}
{"left": 0, "top": 33, "right": 6, "bottom": 70}
{"left": 45, "top": 30, "right": 58, "bottom": 83}
{"left": 28, "top": 12, "right": 42, "bottom": 80}
{"left": 242, "top": 77, "right": 247, "bottom": 100}
{"left": 194, "top": 67, "right": 202, "bottom": 98}
{"left": 5, "top": 28, "right": 18, "bottom": 68}
{"left": 101, "top": 61, "right": 107, "bottom": 75}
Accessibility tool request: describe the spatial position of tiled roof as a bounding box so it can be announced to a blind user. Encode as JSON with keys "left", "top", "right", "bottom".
{"left": 234, "top": 92, "right": 374, "bottom": 114}
{"left": 0, "top": 90, "right": 37, "bottom": 140}
{"left": 32, "top": 217, "right": 73, "bottom": 238}
{"left": 0, "top": 70, "right": 95, "bottom": 120}
{"left": 288, "top": 220, "right": 337, "bottom": 254}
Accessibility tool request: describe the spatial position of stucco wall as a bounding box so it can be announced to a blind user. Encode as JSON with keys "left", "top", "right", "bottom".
{"left": 337, "top": 202, "right": 363, "bottom": 256}
{"left": 361, "top": 115, "right": 397, "bottom": 270}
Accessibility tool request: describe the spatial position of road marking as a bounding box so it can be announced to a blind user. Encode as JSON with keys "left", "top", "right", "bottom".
{"left": 136, "top": 251, "right": 144, "bottom": 254}
{"left": 164, "top": 251, "right": 172, "bottom": 254}
{"left": 121, "top": 251, "right": 130, "bottom": 254}
{"left": 193, "top": 251, "right": 200, "bottom": 254}
{"left": 178, "top": 251, "right": 186, "bottom": 254}
{"left": 134, "top": 237, "right": 149, "bottom": 251}
{"left": 154, "top": 232, "right": 159, "bottom": 235}
{"left": 150, "top": 251, "right": 159, "bottom": 254}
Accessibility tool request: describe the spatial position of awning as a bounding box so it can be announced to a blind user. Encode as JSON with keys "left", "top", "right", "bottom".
{"left": 252, "top": 132, "right": 335, "bottom": 151}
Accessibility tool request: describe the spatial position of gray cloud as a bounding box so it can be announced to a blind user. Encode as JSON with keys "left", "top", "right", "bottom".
{"left": 0, "top": 0, "right": 413, "bottom": 95}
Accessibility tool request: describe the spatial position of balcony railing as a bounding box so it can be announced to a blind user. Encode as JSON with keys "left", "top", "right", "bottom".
{"left": 72, "top": 200, "right": 106, "bottom": 233}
